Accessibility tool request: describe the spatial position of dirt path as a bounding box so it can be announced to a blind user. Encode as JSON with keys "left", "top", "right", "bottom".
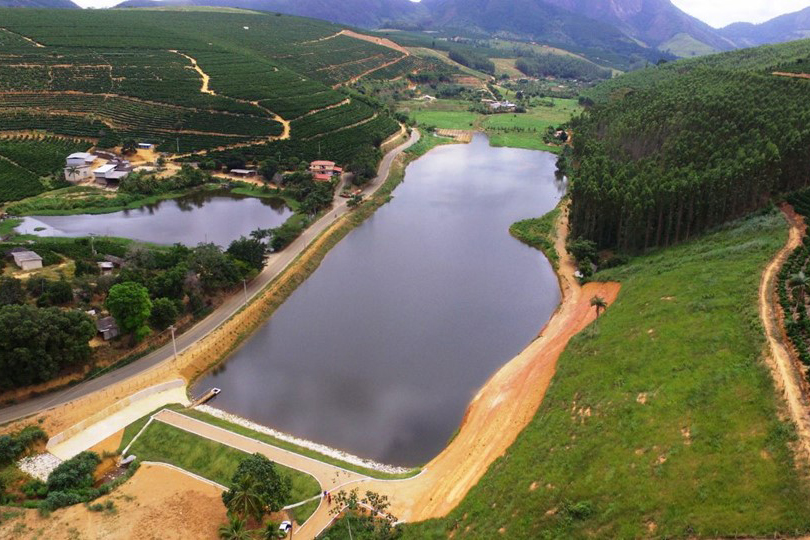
{"left": 773, "top": 71, "right": 810, "bottom": 80}
{"left": 333, "top": 55, "right": 408, "bottom": 88}
{"left": 170, "top": 50, "right": 215, "bottom": 95}
{"left": 760, "top": 204, "right": 810, "bottom": 461}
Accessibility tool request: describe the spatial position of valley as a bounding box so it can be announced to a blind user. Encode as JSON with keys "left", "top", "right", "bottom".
{"left": 2, "top": 3, "right": 810, "bottom": 540}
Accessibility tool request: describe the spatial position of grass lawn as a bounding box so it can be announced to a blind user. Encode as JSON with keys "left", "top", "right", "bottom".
{"left": 127, "top": 420, "right": 321, "bottom": 504}
{"left": 403, "top": 210, "right": 810, "bottom": 539}
{"left": 402, "top": 102, "right": 479, "bottom": 131}
{"left": 0, "top": 218, "right": 21, "bottom": 236}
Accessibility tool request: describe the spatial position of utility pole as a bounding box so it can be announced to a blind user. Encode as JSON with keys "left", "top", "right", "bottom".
{"left": 169, "top": 325, "right": 178, "bottom": 362}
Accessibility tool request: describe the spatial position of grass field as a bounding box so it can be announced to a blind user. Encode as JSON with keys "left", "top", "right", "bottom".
{"left": 509, "top": 207, "right": 560, "bottom": 267}
{"left": 483, "top": 98, "right": 581, "bottom": 152}
{"left": 400, "top": 98, "right": 581, "bottom": 153}
{"left": 403, "top": 210, "right": 810, "bottom": 538}
{"left": 127, "top": 420, "right": 322, "bottom": 505}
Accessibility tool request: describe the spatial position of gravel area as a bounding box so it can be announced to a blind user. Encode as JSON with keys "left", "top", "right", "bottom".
{"left": 17, "top": 452, "right": 62, "bottom": 482}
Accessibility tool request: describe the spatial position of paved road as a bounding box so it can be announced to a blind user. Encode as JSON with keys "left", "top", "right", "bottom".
{"left": 0, "top": 129, "right": 420, "bottom": 426}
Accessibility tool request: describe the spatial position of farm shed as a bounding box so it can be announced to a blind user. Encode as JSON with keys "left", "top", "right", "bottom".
{"left": 66, "top": 152, "right": 95, "bottom": 167}
{"left": 230, "top": 169, "right": 258, "bottom": 178}
{"left": 9, "top": 248, "right": 43, "bottom": 271}
{"left": 96, "top": 316, "right": 119, "bottom": 341}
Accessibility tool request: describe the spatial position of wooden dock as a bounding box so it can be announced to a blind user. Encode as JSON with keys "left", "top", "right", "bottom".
{"left": 436, "top": 129, "right": 473, "bottom": 143}
{"left": 191, "top": 388, "right": 221, "bottom": 407}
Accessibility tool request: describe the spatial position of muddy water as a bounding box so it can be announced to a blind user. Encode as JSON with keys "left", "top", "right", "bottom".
{"left": 195, "top": 134, "right": 566, "bottom": 466}
{"left": 15, "top": 190, "right": 292, "bottom": 247}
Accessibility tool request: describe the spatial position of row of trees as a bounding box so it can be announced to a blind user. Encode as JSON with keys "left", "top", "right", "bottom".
{"left": 569, "top": 68, "right": 810, "bottom": 251}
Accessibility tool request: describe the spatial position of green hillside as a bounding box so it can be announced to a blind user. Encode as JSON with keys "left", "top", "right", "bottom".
{"left": 402, "top": 210, "right": 810, "bottom": 539}
{"left": 0, "top": 9, "right": 423, "bottom": 158}
{"left": 569, "top": 38, "right": 810, "bottom": 252}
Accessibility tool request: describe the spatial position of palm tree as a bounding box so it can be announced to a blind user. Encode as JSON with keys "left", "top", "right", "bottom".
{"left": 590, "top": 295, "right": 607, "bottom": 318}
{"left": 66, "top": 166, "right": 80, "bottom": 183}
{"left": 789, "top": 271, "right": 809, "bottom": 308}
{"left": 227, "top": 474, "right": 266, "bottom": 524}
{"left": 218, "top": 514, "right": 251, "bottom": 540}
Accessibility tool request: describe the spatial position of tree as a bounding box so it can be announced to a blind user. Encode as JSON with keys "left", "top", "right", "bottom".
{"left": 227, "top": 237, "right": 267, "bottom": 272}
{"left": 45, "top": 280, "right": 74, "bottom": 306}
{"left": 218, "top": 514, "right": 251, "bottom": 540}
{"left": 0, "top": 305, "right": 95, "bottom": 389}
{"left": 0, "top": 277, "right": 25, "bottom": 306}
{"left": 224, "top": 474, "right": 265, "bottom": 523}
{"left": 106, "top": 282, "right": 152, "bottom": 340}
{"left": 149, "top": 298, "right": 178, "bottom": 330}
{"left": 222, "top": 454, "right": 291, "bottom": 516}
{"left": 347, "top": 194, "right": 363, "bottom": 209}
{"left": 259, "top": 159, "right": 279, "bottom": 182}
{"left": 789, "top": 271, "right": 809, "bottom": 307}
{"left": 590, "top": 295, "right": 607, "bottom": 318}
{"left": 66, "top": 166, "right": 80, "bottom": 182}
{"left": 190, "top": 244, "right": 241, "bottom": 292}
{"left": 121, "top": 138, "right": 137, "bottom": 155}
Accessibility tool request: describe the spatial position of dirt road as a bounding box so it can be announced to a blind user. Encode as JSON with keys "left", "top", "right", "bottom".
{"left": 759, "top": 205, "right": 810, "bottom": 461}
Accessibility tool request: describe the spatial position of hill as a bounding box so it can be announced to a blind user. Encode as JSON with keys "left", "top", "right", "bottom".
{"left": 0, "top": 0, "right": 79, "bottom": 7}
{"left": 543, "top": 0, "right": 734, "bottom": 55}
{"left": 571, "top": 38, "right": 810, "bottom": 252}
{"left": 720, "top": 6, "right": 810, "bottom": 48}
{"left": 114, "top": 0, "right": 422, "bottom": 27}
{"left": 0, "top": 9, "right": 431, "bottom": 169}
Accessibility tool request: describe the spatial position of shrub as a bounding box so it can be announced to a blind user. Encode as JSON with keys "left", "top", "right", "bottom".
{"left": 46, "top": 451, "right": 101, "bottom": 493}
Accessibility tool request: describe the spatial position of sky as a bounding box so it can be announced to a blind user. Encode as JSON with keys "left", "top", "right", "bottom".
{"left": 671, "top": 0, "right": 809, "bottom": 27}
{"left": 74, "top": 0, "right": 810, "bottom": 27}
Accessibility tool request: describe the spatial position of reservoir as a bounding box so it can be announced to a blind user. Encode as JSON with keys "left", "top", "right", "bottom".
{"left": 194, "top": 134, "right": 565, "bottom": 466}
{"left": 15, "top": 190, "right": 292, "bottom": 247}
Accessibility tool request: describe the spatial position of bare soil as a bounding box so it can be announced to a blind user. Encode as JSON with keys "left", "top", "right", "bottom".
{"left": 0, "top": 463, "right": 225, "bottom": 540}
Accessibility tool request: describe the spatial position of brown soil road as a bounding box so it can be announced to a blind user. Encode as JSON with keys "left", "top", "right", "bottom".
{"left": 760, "top": 204, "right": 810, "bottom": 461}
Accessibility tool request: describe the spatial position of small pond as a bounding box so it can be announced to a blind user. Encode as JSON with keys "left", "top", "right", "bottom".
{"left": 15, "top": 190, "right": 292, "bottom": 247}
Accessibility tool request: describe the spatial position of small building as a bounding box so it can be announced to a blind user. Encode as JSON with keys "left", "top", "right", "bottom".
{"left": 230, "top": 169, "right": 258, "bottom": 178}
{"left": 96, "top": 316, "right": 119, "bottom": 341}
{"left": 97, "top": 261, "right": 114, "bottom": 275}
{"left": 66, "top": 152, "right": 95, "bottom": 167}
{"left": 95, "top": 151, "right": 118, "bottom": 160}
{"left": 104, "top": 254, "right": 125, "bottom": 267}
{"left": 309, "top": 161, "right": 343, "bottom": 181}
{"left": 93, "top": 163, "right": 130, "bottom": 186}
{"left": 489, "top": 100, "right": 517, "bottom": 112}
{"left": 93, "top": 164, "right": 116, "bottom": 179}
{"left": 137, "top": 143, "right": 154, "bottom": 150}
{"left": 9, "top": 248, "right": 43, "bottom": 271}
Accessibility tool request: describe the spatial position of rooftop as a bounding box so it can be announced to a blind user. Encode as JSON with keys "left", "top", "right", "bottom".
{"left": 67, "top": 152, "right": 94, "bottom": 160}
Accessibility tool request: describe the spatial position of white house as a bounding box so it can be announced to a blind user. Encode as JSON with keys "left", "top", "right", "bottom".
{"left": 66, "top": 152, "right": 95, "bottom": 167}
{"left": 93, "top": 164, "right": 116, "bottom": 179}
{"left": 10, "top": 249, "right": 43, "bottom": 271}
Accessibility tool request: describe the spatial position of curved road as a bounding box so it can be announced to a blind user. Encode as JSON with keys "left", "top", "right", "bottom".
{"left": 0, "top": 129, "right": 420, "bottom": 426}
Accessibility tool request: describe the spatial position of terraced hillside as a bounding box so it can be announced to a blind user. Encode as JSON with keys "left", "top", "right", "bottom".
{"left": 0, "top": 9, "right": 422, "bottom": 155}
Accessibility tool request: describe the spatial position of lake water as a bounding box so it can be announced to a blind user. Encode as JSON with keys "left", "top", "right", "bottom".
{"left": 15, "top": 190, "right": 292, "bottom": 247}
{"left": 194, "top": 134, "right": 566, "bottom": 466}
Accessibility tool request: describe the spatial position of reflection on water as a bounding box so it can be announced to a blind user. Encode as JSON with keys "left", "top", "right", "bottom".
{"left": 194, "top": 135, "right": 566, "bottom": 466}
{"left": 16, "top": 190, "right": 292, "bottom": 247}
